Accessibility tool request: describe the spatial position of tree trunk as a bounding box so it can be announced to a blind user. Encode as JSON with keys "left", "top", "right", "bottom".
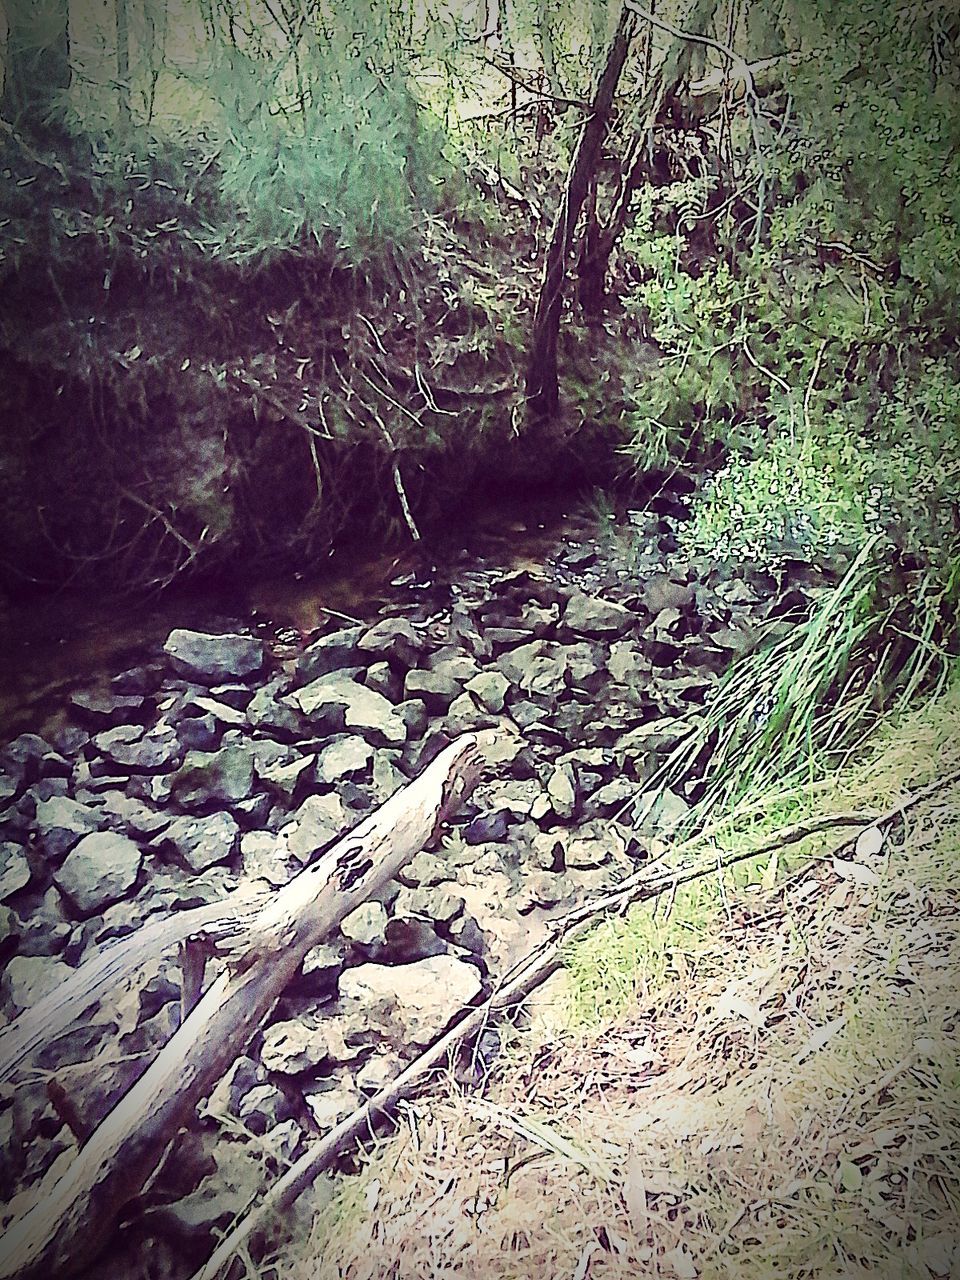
{"left": 1, "top": 0, "right": 71, "bottom": 132}
{"left": 576, "top": 0, "right": 719, "bottom": 318}
{"left": 524, "top": 4, "right": 635, "bottom": 420}
{"left": 116, "top": 0, "right": 131, "bottom": 124}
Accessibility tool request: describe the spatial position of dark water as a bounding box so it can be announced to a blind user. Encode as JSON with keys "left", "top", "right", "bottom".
{"left": 0, "top": 491, "right": 599, "bottom": 736}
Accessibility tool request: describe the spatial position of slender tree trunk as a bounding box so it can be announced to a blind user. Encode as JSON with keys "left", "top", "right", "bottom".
{"left": 116, "top": 0, "right": 131, "bottom": 124}
{"left": 525, "top": 3, "right": 635, "bottom": 420}
{"left": 576, "top": 0, "right": 719, "bottom": 318}
{"left": 1, "top": 0, "right": 71, "bottom": 132}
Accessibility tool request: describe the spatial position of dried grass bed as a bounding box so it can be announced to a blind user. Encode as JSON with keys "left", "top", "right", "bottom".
{"left": 288, "top": 688, "right": 960, "bottom": 1280}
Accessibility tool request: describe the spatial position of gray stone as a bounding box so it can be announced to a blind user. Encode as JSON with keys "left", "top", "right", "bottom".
{"left": 0, "top": 841, "right": 31, "bottom": 899}
{"left": 314, "top": 735, "right": 374, "bottom": 785}
{"left": 356, "top": 1051, "right": 403, "bottom": 1094}
{"left": 357, "top": 617, "right": 427, "bottom": 667}
{"left": 403, "top": 668, "right": 461, "bottom": 711}
{"left": 465, "top": 670, "right": 511, "bottom": 713}
{"left": 171, "top": 746, "right": 255, "bottom": 812}
{"left": 0, "top": 734, "right": 69, "bottom": 784}
{"left": 563, "top": 592, "right": 636, "bottom": 637}
{"left": 53, "top": 831, "right": 142, "bottom": 916}
{"left": 394, "top": 884, "right": 464, "bottom": 926}
{"left": 284, "top": 793, "right": 349, "bottom": 862}
{"left": 304, "top": 1082, "right": 362, "bottom": 1131}
{"left": 398, "top": 851, "right": 449, "bottom": 887}
{"left": 372, "top": 752, "right": 406, "bottom": 802}
{"left": 546, "top": 764, "right": 578, "bottom": 819}
{"left": 295, "top": 625, "right": 364, "bottom": 685}
{"left": 260, "top": 1016, "right": 367, "bottom": 1073}
{"left": 187, "top": 695, "right": 247, "bottom": 727}
{"left": 426, "top": 652, "right": 482, "bottom": 684}
{"left": 177, "top": 715, "right": 222, "bottom": 752}
{"left": 160, "top": 812, "right": 240, "bottom": 872}
{"left": 395, "top": 698, "right": 428, "bottom": 738}
{"left": 240, "top": 830, "right": 297, "bottom": 886}
{"left": 246, "top": 679, "right": 302, "bottom": 737}
{"left": 163, "top": 629, "right": 265, "bottom": 684}
{"left": 607, "top": 640, "right": 648, "bottom": 684}
{"left": 94, "top": 791, "right": 170, "bottom": 839}
{"left": 289, "top": 673, "right": 406, "bottom": 747}
{"left": 444, "top": 692, "right": 491, "bottom": 733}
{"left": 69, "top": 689, "right": 147, "bottom": 727}
{"left": 237, "top": 1082, "right": 293, "bottom": 1135}
{"left": 339, "top": 956, "right": 482, "bottom": 1048}
{"left": 585, "top": 776, "right": 637, "bottom": 817}
{"left": 341, "top": 901, "right": 388, "bottom": 947}
{"left": 3, "top": 955, "right": 73, "bottom": 1011}
{"left": 299, "top": 942, "right": 344, "bottom": 988}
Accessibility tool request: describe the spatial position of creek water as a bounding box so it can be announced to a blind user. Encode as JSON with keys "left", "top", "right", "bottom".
{"left": 0, "top": 491, "right": 620, "bottom": 738}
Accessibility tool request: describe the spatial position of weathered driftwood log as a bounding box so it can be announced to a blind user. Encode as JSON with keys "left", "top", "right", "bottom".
{"left": 0, "top": 734, "right": 481, "bottom": 1280}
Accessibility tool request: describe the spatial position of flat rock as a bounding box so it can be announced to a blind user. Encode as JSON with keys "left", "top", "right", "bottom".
{"left": 246, "top": 680, "right": 302, "bottom": 737}
{"left": 295, "top": 625, "right": 364, "bottom": 685}
{"left": 314, "top": 736, "right": 374, "bottom": 785}
{"left": 289, "top": 673, "right": 406, "bottom": 747}
{"left": 33, "top": 796, "right": 102, "bottom": 862}
{"left": 93, "top": 724, "right": 181, "bottom": 774}
{"left": 163, "top": 629, "right": 265, "bottom": 684}
{"left": 0, "top": 841, "right": 31, "bottom": 900}
{"left": 69, "top": 689, "right": 148, "bottom": 727}
{"left": 338, "top": 955, "right": 482, "bottom": 1047}
{"left": 171, "top": 746, "right": 255, "bottom": 812}
{"left": 546, "top": 763, "right": 578, "bottom": 819}
{"left": 563, "top": 592, "right": 636, "bottom": 637}
{"left": 304, "top": 1083, "right": 362, "bottom": 1131}
{"left": 260, "top": 1015, "right": 367, "bottom": 1073}
{"left": 159, "top": 812, "right": 240, "bottom": 872}
{"left": 284, "top": 793, "right": 349, "bottom": 862}
{"left": 357, "top": 617, "right": 427, "bottom": 667}
{"left": 53, "top": 831, "right": 142, "bottom": 917}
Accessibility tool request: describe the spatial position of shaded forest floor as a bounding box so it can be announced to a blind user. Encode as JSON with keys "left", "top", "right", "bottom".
{"left": 289, "top": 677, "right": 960, "bottom": 1280}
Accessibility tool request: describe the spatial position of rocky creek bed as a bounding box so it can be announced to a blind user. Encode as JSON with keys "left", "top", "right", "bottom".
{"left": 0, "top": 507, "right": 831, "bottom": 1279}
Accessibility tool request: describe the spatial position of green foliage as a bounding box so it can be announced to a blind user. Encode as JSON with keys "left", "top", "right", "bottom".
{"left": 616, "top": 0, "right": 960, "bottom": 581}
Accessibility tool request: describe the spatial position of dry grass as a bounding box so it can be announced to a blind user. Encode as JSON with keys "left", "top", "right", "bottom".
{"left": 285, "top": 680, "right": 960, "bottom": 1280}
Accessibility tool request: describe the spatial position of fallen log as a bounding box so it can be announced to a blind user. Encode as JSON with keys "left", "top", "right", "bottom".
{"left": 0, "top": 734, "right": 482, "bottom": 1280}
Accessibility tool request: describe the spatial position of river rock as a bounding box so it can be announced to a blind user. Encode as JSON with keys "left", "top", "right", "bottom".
{"left": 403, "top": 668, "right": 461, "bottom": 711}
{"left": 299, "top": 942, "right": 344, "bottom": 990}
{"left": 584, "top": 776, "right": 637, "bottom": 817}
{"left": 563, "top": 591, "right": 636, "bottom": 637}
{"left": 304, "top": 1081, "right": 362, "bottom": 1131}
{"left": 163, "top": 629, "right": 265, "bottom": 684}
{"left": 364, "top": 660, "right": 401, "bottom": 701}
{"left": 284, "top": 793, "right": 349, "bottom": 862}
{"left": 159, "top": 812, "right": 240, "bottom": 872}
{"left": 94, "top": 791, "right": 170, "bottom": 839}
{"left": 289, "top": 673, "right": 406, "bottom": 747}
{"left": 546, "top": 763, "right": 578, "bottom": 818}
{"left": 3, "top": 954, "right": 74, "bottom": 1011}
{"left": 33, "top": 796, "right": 103, "bottom": 862}
{"left": 341, "top": 901, "right": 388, "bottom": 947}
{"left": 260, "top": 1015, "right": 367, "bottom": 1073}
{"left": 314, "top": 735, "right": 374, "bottom": 785}
{"left": 93, "top": 724, "right": 182, "bottom": 774}
{"left": 0, "top": 734, "right": 70, "bottom": 784}
{"left": 53, "top": 831, "right": 143, "bottom": 916}
{"left": 171, "top": 746, "right": 255, "bottom": 812}
{"left": 186, "top": 694, "right": 247, "bottom": 727}
{"left": 393, "top": 884, "right": 464, "bottom": 927}
{"left": 0, "top": 841, "right": 31, "bottom": 900}
{"left": 296, "top": 625, "right": 364, "bottom": 685}
{"left": 69, "top": 688, "right": 149, "bottom": 728}
{"left": 338, "top": 955, "right": 481, "bottom": 1047}
{"left": 246, "top": 679, "right": 302, "bottom": 738}
{"left": 258, "top": 753, "right": 313, "bottom": 801}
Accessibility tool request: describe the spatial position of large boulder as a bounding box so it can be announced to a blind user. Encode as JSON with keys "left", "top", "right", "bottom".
{"left": 53, "top": 831, "right": 142, "bottom": 917}
{"left": 163, "top": 629, "right": 265, "bottom": 684}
